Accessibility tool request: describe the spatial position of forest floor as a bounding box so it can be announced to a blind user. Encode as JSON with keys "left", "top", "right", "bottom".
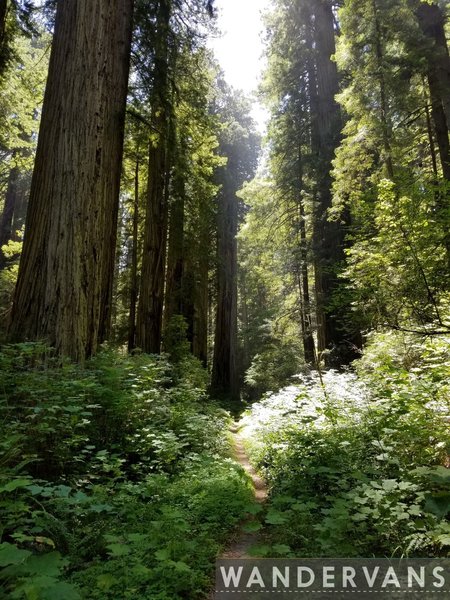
{"left": 208, "top": 421, "right": 269, "bottom": 599}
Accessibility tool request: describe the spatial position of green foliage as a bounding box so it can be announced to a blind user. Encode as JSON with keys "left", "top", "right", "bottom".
{"left": 0, "top": 345, "right": 255, "bottom": 599}
{"left": 241, "top": 339, "right": 450, "bottom": 557}
{"left": 244, "top": 342, "right": 301, "bottom": 398}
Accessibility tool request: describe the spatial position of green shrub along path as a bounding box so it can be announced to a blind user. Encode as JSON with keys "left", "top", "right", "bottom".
{"left": 1, "top": 333, "right": 449, "bottom": 600}
{"left": 238, "top": 334, "right": 450, "bottom": 559}
{"left": 0, "top": 345, "right": 259, "bottom": 600}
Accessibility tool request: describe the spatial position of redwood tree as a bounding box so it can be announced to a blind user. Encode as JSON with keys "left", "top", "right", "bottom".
{"left": 211, "top": 88, "right": 259, "bottom": 401}
{"left": 9, "top": 0, "right": 134, "bottom": 360}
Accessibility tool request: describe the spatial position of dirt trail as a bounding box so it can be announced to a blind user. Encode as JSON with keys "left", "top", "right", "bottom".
{"left": 220, "top": 423, "right": 268, "bottom": 558}
{"left": 208, "top": 423, "right": 268, "bottom": 599}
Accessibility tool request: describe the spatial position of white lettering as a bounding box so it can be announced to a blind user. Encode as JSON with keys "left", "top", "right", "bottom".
{"left": 297, "top": 567, "right": 315, "bottom": 588}
{"left": 273, "top": 567, "right": 289, "bottom": 588}
{"left": 246, "top": 567, "right": 265, "bottom": 588}
{"left": 382, "top": 567, "right": 401, "bottom": 588}
{"left": 433, "top": 567, "right": 445, "bottom": 588}
{"left": 362, "top": 566, "right": 380, "bottom": 587}
{"left": 408, "top": 567, "right": 425, "bottom": 588}
{"left": 342, "top": 566, "right": 357, "bottom": 588}
{"left": 220, "top": 566, "right": 243, "bottom": 588}
{"left": 323, "top": 566, "right": 335, "bottom": 588}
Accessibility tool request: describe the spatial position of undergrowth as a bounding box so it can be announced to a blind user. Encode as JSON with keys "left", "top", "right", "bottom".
{"left": 240, "top": 332, "right": 450, "bottom": 558}
{"left": 0, "top": 344, "right": 255, "bottom": 599}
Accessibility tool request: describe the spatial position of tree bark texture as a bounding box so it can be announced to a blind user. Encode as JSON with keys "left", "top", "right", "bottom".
{"left": 0, "top": 164, "right": 19, "bottom": 269}
{"left": 211, "top": 169, "right": 239, "bottom": 401}
{"left": 128, "top": 156, "right": 140, "bottom": 352}
{"left": 415, "top": 2, "right": 450, "bottom": 266}
{"left": 310, "top": 0, "right": 360, "bottom": 366}
{"left": 136, "top": 0, "right": 171, "bottom": 354}
{"left": 164, "top": 161, "right": 185, "bottom": 330}
{"left": 9, "top": 0, "right": 133, "bottom": 360}
{"left": 192, "top": 232, "right": 209, "bottom": 366}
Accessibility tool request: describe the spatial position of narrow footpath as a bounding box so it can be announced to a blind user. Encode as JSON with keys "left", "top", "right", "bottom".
{"left": 209, "top": 423, "right": 268, "bottom": 598}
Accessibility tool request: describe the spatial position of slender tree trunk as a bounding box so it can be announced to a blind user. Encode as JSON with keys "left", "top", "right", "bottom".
{"left": 297, "top": 145, "right": 315, "bottom": 364}
{"left": 8, "top": 0, "right": 133, "bottom": 360}
{"left": 211, "top": 171, "right": 239, "bottom": 401}
{"left": 164, "top": 161, "right": 185, "bottom": 329}
{"left": 128, "top": 156, "right": 140, "bottom": 352}
{"left": 424, "top": 95, "right": 439, "bottom": 179}
{"left": 193, "top": 225, "right": 209, "bottom": 366}
{"left": 0, "top": 163, "right": 19, "bottom": 269}
{"left": 136, "top": 0, "right": 171, "bottom": 354}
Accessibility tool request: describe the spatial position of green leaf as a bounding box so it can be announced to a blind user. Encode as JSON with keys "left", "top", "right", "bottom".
{"left": 243, "top": 503, "right": 263, "bottom": 515}
{"left": 25, "top": 552, "right": 66, "bottom": 577}
{"left": 272, "top": 544, "right": 291, "bottom": 555}
{"left": 265, "top": 510, "right": 288, "bottom": 525}
{"left": 43, "top": 582, "right": 82, "bottom": 600}
{"left": 436, "top": 534, "right": 450, "bottom": 547}
{"left": 155, "top": 548, "right": 170, "bottom": 561}
{"left": 0, "top": 478, "right": 32, "bottom": 493}
{"left": 242, "top": 521, "right": 262, "bottom": 533}
{"left": 424, "top": 493, "right": 450, "bottom": 519}
{"left": 107, "top": 543, "right": 130, "bottom": 557}
{"left": 173, "top": 561, "right": 191, "bottom": 572}
{"left": 0, "top": 542, "right": 31, "bottom": 567}
{"left": 97, "top": 574, "right": 118, "bottom": 591}
{"left": 248, "top": 544, "right": 271, "bottom": 557}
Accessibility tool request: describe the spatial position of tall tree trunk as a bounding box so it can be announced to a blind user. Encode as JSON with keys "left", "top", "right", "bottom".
{"left": 136, "top": 0, "right": 171, "bottom": 354}
{"left": 296, "top": 144, "right": 315, "bottom": 364}
{"left": 0, "top": 0, "right": 9, "bottom": 78}
{"left": 415, "top": 2, "right": 450, "bottom": 265}
{"left": 211, "top": 172, "right": 239, "bottom": 401}
{"left": 164, "top": 160, "right": 185, "bottom": 330}
{"left": 193, "top": 221, "right": 209, "bottom": 366}
{"left": 0, "top": 0, "right": 7, "bottom": 47}
{"left": 128, "top": 155, "right": 140, "bottom": 352}
{"left": 0, "top": 163, "right": 19, "bottom": 269}
{"left": 309, "top": 0, "right": 359, "bottom": 366}
{"left": 8, "top": 0, "right": 133, "bottom": 360}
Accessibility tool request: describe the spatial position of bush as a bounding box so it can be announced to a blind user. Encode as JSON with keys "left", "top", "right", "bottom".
{"left": 240, "top": 352, "right": 450, "bottom": 558}
{"left": 0, "top": 344, "right": 256, "bottom": 599}
{"left": 244, "top": 342, "right": 301, "bottom": 399}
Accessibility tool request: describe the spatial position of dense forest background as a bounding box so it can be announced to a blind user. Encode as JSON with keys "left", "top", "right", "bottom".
{"left": 0, "top": 0, "right": 449, "bottom": 598}
{"left": 1, "top": 0, "right": 450, "bottom": 398}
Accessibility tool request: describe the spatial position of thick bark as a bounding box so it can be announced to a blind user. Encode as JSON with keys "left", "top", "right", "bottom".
{"left": 128, "top": 156, "right": 140, "bottom": 352}
{"left": 164, "top": 162, "right": 185, "bottom": 330}
{"left": 425, "top": 95, "right": 439, "bottom": 179}
{"left": 298, "top": 197, "right": 316, "bottom": 365}
{"left": 211, "top": 172, "right": 239, "bottom": 401}
{"left": 415, "top": 2, "right": 450, "bottom": 265}
{"left": 136, "top": 0, "right": 171, "bottom": 354}
{"left": 0, "top": 164, "right": 19, "bottom": 269}
{"left": 416, "top": 3, "right": 450, "bottom": 128}
{"left": 296, "top": 145, "right": 315, "bottom": 364}
{"left": 309, "top": 0, "right": 360, "bottom": 366}
{"left": 0, "top": 0, "right": 9, "bottom": 78}
{"left": 193, "top": 218, "right": 209, "bottom": 366}
{"left": 9, "top": 0, "right": 133, "bottom": 360}
{"left": 0, "top": 0, "right": 7, "bottom": 48}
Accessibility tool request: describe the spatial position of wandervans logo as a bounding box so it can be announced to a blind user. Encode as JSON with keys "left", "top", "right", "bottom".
{"left": 215, "top": 559, "right": 450, "bottom": 599}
